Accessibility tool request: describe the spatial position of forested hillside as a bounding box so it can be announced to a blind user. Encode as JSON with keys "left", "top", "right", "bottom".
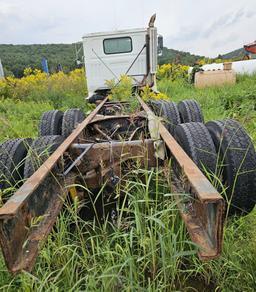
{"left": 0, "top": 44, "right": 205, "bottom": 77}
{"left": 0, "top": 44, "right": 78, "bottom": 77}
{"left": 158, "top": 47, "right": 204, "bottom": 65}
{"left": 0, "top": 43, "right": 249, "bottom": 77}
{"left": 221, "top": 48, "right": 244, "bottom": 59}
{"left": 220, "top": 47, "right": 255, "bottom": 60}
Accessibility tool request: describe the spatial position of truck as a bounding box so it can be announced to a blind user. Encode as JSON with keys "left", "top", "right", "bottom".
{"left": 83, "top": 14, "right": 161, "bottom": 100}
{"left": 0, "top": 15, "right": 255, "bottom": 274}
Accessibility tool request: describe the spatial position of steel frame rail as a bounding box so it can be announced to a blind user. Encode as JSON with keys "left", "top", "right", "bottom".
{"left": 0, "top": 98, "right": 108, "bottom": 273}
{"left": 137, "top": 95, "right": 224, "bottom": 260}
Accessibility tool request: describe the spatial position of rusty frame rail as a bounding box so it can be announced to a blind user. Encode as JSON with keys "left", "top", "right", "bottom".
{"left": 0, "top": 98, "right": 107, "bottom": 273}
{"left": 137, "top": 95, "right": 224, "bottom": 260}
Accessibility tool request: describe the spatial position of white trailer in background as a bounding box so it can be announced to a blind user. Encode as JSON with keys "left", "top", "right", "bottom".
{"left": 0, "top": 59, "right": 4, "bottom": 79}
{"left": 189, "top": 59, "right": 256, "bottom": 75}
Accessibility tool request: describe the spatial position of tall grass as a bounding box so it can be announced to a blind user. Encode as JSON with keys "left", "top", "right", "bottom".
{"left": 0, "top": 74, "right": 256, "bottom": 290}
{"left": 2, "top": 165, "right": 254, "bottom": 291}
{"left": 0, "top": 167, "right": 200, "bottom": 291}
{"left": 158, "top": 74, "right": 256, "bottom": 142}
{"left": 158, "top": 75, "right": 256, "bottom": 290}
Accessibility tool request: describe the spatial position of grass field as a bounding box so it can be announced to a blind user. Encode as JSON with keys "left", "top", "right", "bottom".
{"left": 0, "top": 73, "right": 256, "bottom": 291}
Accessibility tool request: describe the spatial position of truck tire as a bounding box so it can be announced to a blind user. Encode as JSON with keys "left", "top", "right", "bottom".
{"left": 178, "top": 99, "right": 204, "bottom": 123}
{"left": 62, "top": 109, "right": 85, "bottom": 138}
{"left": 150, "top": 100, "right": 181, "bottom": 135}
{"left": 38, "top": 110, "right": 63, "bottom": 136}
{"left": 206, "top": 119, "right": 256, "bottom": 215}
{"left": 174, "top": 122, "right": 217, "bottom": 175}
{"left": 24, "top": 135, "right": 65, "bottom": 179}
{"left": 149, "top": 100, "right": 162, "bottom": 115}
{"left": 0, "top": 138, "right": 31, "bottom": 190}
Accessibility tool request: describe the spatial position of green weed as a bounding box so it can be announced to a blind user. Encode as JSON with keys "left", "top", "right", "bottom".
{"left": 0, "top": 74, "right": 256, "bottom": 291}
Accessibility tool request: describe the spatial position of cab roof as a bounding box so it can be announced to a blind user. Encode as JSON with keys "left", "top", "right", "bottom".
{"left": 83, "top": 28, "right": 147, "bottom": 39}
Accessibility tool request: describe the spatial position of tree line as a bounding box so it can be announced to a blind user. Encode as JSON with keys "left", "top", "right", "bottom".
{"left": 0, "top": 43, "right": 244, "bottom": 78}
{"left": 0, "top": 44, "right": 79, "bottom": 77}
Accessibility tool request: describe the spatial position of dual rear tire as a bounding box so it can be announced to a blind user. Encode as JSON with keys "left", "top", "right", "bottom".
{"left": 38, "top": 108, "right": 85, "bottom": 138}
{"left": 206, "top": 119, "right": 256, "bottom": 215}
{"left": 24, "top": 135, "right": 65, "bottom": 178}
{"left": 174, "top": 122, "right": 217, "bottom": 175}
{"left": 150, "top": 99, "right": 256, "bottom": 214}
{"left": 61, "top": 109, "right": 85, "bottom": 138}
{"left": 0, "top": 136, "right": 64, "bottom": 198}
{"left": 150, "top": 99, "right": 204, "bottom": 133}
{"left": 174, "top": 119, "right": 256, "bottom": 215}
{"left": 0, "top": 107, "right": 85, "bottom": 196}
{"left": 39, "top": 110, "right": 63, "bottom": 136}
{"left": 149, "top": 100, "right": 181, "bottom": 135}
{"left": 0, "top": 139, "right": 31, "bottom": 191}
{"left": 177, "top": 99, "right": 204, "bottom": 123}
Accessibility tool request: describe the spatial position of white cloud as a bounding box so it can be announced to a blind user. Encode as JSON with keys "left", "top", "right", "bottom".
{"left": 0, "top": 0, "right": 255, "bottom": 56}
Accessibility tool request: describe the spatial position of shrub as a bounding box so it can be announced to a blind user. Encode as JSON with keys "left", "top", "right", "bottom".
{"left": 157, "top": 64, "right": 189, "bottom": 81}
{"left": 106, "top": 75, "right": 133, "bottom": 101}
{"left": 0, "top": 68, "right": 87, "bottom": 106}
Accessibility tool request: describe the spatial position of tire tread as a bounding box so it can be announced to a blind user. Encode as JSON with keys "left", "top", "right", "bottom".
{"left": 24, "top": 135, "right": 65, "bottom": 178}
{"left": 206, "top": 119, "right": 256, "bottom": 214}
{"left": 39, "top": 110, "right": 63, "bottom": 136}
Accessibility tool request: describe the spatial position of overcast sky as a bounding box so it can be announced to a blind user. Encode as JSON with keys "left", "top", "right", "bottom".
{"left": 0, "top": 0, "right": 255, "bottom": 57}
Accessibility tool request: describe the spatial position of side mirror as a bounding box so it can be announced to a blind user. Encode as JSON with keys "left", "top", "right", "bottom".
{"left": 157, "top": 35, "right": 163, "bottom": 55}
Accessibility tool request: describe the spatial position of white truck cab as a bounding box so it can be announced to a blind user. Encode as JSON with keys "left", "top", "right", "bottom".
{"left": 82, "top": 15, "right": 163, "bottom": 99}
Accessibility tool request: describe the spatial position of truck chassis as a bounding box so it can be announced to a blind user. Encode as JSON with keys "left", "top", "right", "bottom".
{"left": 0, "top": 95, "right": 224, "bottom": 273}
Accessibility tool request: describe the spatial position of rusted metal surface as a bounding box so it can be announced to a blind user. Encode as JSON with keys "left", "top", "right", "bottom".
{"left": 0, "top": 175, "right": 70, "bottom": 273}
{"left": 137, "top": 95, "right": 224, "bottom": 260}
{"left": 89, "top": 115, "right": 130, "bottom": 124}
{"left": 0, "top": 98, "right": 107, "bottom": 273}
{"left": 71, "top": 139, "right": 156, "bottom": 175}
{"left": 65, "top": 140, "right": 156, "bottom": 189}
{"left": 84, "top": 114, "right": 148, "bottom": 142}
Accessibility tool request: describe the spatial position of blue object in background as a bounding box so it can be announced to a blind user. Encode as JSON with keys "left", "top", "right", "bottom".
{"left": 41, "top": 57, "right": 49, "bottom": 74}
